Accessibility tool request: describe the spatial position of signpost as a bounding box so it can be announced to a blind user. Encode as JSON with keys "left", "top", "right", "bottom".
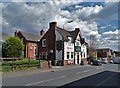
{"left": 75, "top": 46, "right": 81, "bottom": 52}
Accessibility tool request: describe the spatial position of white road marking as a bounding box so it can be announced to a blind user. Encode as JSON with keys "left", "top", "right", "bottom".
{"left": 41, "top": 70, "right": 50, "bottom": 72}
{"left": 61, "top": 65, "right": 89, "bottom": 70}
{"left": 25, "top": 75, "right": 66, "bottom": 86}
{"left": 84, "top": 70, "right": 91, "bottom": 72}
{"left": 97, "top": 66, "right": 103, "bottom": 70}
{"left": 76, "top": 70, "right": 91, "bottom": 74}
{"left": 76, "top": 71, "right": 84, "bottom": 74}
{"left": 96, "top": 73, "right": 117, "bottom": 86}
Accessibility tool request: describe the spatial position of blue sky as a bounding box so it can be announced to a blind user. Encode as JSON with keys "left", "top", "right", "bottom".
{"left": 1, "top": 0, "right": 119, "bottom": 51}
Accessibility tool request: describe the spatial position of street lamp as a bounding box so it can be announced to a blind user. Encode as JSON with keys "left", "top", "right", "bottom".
{"left": 63, "top": 20, "right": 73, "bottom": 29}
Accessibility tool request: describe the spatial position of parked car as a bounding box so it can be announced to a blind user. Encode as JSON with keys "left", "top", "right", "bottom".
{"left": 87, "top": 56, "right": 102, "bottom": 66}
{"left": 87, "top": 56, "right": 94, "bottom": 65}
{"left": 92, "top": 59, "right": 102, "bottom": 66}
{"left": 112, "top": 57, "right": 120, "bottom": 64}
{"left": 101, "top": 58, "right": 108, "bottom": 64}
{"left": 108, "top": 59, "right": 114, "bottom": 64}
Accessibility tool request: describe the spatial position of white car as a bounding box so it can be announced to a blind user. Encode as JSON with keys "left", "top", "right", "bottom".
{"left": 109, "top": 59, "right": 114, "bottom": 63}
{"left": 101, "top": 58, "right": 108, "bottom": 64}
{"left": 112, "top": 57, "right": 120, "bottom": 64}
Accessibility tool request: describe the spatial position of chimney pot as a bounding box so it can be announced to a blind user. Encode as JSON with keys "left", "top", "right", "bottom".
{"left": 75, "top": 28, "right": 79, "bottom": 30}
{"left": 49, "top": 22, "right": 57, "bottom": 28}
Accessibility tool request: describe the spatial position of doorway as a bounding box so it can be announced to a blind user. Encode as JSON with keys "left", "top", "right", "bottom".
{"left": 77, "top": 53, "right": 79, "bottom": 64}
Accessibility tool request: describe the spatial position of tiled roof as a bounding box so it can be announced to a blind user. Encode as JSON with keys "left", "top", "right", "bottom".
{"left": 56, "top": 26, "right": 71, "bottom": 41}
{"left": 20, "top": 31, "right": 41, "bottom": 41}
{"left": 55, "top": 26, "right": 87, "bottom": 44}
{"left": 69, "top": 28, "right": 80, "bottom": 41}
{"left": 97, "top": 48, "right": 112, "bottom": 52}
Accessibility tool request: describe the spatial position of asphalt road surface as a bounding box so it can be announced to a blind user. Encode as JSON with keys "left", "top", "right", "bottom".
{"left": 2, "top": 64, "right": 120, "bottom": 87}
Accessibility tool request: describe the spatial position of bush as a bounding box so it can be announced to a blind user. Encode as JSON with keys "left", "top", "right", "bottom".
{"left": 2, "top": 36, "right": 24, "bottom": 58}
{"left": 1, "top": 59, "right": 47, "bottom": 72}
{"left": 2, "top": 60, "right": 41, "bottom": 66}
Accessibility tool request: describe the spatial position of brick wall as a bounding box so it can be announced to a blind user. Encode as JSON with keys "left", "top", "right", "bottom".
{"left": 26, "top": 43, "right": 37, "bottom": 59}
{"left": 15, "top": 31, "right": 38, "bottom": 59}
{"left": 81, "top": 58, "right": 88, "bottom": 65}
{"left": 41, "top": 62, "right": 49, "bottom": 69}
{"left": 63, "top": 60, "right": 68, "bottom": 66}
{"left": 63, "top": 59, "right": 74, "bottom": 66}
{"left": 39, "top": 22, "right": 57, "bottom": 65}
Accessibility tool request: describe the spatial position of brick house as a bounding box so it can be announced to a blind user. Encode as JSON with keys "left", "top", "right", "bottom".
{"left": 97, "top": 48, "right": 114, "bottom": 59}
{"left": 15, "top": 30, "right": 41, "bottom": 59}
{"left": 38, "top": 22, "right": 88, "bottom": 66}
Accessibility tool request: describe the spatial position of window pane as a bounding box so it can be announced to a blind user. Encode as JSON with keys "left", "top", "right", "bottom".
{"left": 67, "top": 52, "right": 69, "bottom": 59}
{"left": 42, "top": 39, "right": 46, "bottom": 47}
{"left": 71, "top": 52, "right": 74, "bottom": 58}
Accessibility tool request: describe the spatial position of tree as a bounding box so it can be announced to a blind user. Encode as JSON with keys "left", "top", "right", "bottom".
{"left": 2, "top": 36, "right": 24, "bottom": 58}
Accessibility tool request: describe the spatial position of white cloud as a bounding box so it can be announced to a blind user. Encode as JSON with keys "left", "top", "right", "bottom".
{"left": 2, "top": 1, "right": 119, "bottom": 51}
{"left": 99, "top": 29, "right": 119, "bottom": 50}
{"left": 73, "top": 5, "right": 103, "bottom": 21}
{"left": 97, "top": 2, "right": 118, "bottom": 19}
{"left": 2, "top": 1, "right": 101, "bottom": 34}
{"left": 105, "top": 0, "right": 120, "bottom": 2}
{"left": 100, "top": 24, "right": 111, "bottom": 29}
{"left": 102, "top": 30, "right": 119, "bottom": 35}
{"left": 75, "top": 5, "right": 82, "bottom": 9}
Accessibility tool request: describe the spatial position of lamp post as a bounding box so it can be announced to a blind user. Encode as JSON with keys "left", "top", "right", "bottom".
{"left": 63, "top": 20, "right": 73, "bottom": 29}
{"left": 62, "top": 20, "right": 73, "bottom": 66}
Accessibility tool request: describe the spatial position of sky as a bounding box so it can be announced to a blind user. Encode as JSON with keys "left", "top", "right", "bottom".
{"left": 0, "top": 0, "right": 120, "bottom": 51}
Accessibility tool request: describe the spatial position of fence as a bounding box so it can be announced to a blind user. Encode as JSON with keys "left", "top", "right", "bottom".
{"left": 0, "top": 58, "right": 51, "bottom": 72}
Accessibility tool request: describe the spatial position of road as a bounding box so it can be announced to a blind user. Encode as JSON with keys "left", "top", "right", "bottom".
{"left": 2, "top": 64, "right": 120, "bottom": 87}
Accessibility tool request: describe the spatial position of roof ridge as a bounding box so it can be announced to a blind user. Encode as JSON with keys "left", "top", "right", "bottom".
{"left": 56, "top": 26, "right": 70, "bottom": 32}
{"left": 20, "top": 30, "right": 40, "bottom": 36}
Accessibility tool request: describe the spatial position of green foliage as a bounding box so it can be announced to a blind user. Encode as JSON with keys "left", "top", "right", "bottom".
{"left": 2, "top": 36, "right": 24, "bottom": 58}
{"left": 2, "top": 59, "right": 47, "bottom": 72}
{"left": 20, "top": 51, "right": 25, "bottom": 60}
{"left": 2, "top": 66, "right": 12, "bottom": 72}
{"left": 2, "top": 59, "right": 41, "bottom": 66}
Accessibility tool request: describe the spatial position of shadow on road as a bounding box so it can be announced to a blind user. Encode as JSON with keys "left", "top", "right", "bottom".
{"left": 58, "top": 71, "right": 120, "bottom": 88}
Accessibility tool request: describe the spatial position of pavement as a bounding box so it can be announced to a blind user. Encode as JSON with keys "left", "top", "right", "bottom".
{"left": 2, "top": 64, "right": 85, "bottom": 78}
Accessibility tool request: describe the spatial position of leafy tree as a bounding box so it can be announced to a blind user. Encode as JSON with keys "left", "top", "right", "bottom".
{"left": 2, "top": 36, "right": 24, "bottom": 58}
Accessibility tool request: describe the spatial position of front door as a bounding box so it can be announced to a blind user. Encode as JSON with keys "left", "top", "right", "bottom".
{"left": 77, "top": 53, "right": 79, "bottom": 64}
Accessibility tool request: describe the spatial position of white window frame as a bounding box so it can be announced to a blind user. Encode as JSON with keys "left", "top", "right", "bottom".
{"left": 34, "top": 44, "right": 38, "bottom": 56}
{"left": 67, "top": 52, "right": 70, "bottom": 59}
{"left": 42, "top": 39, "right": 46, "bottom": 47}
{"left": 71, "top": 52, "right": 74, "bottom": 59}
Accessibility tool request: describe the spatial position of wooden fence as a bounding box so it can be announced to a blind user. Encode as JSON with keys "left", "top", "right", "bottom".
{"left": 0, "top": 58, "right": 52, "bottom": 72}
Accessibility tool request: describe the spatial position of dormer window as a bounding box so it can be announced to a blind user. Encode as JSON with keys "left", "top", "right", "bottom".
{"left": 42, "top": 39, "right": 46, "bottom": 47}
{"left": 76, "top": 42, "right": 79, "bottom": 46}
{"left": 68, "top": 36, "right": 72, "bottom": 41}
{"left": 67, "top": 36, "right": 72, "bottom": 43}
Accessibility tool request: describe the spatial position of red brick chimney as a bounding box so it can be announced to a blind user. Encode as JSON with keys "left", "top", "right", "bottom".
{"left": 75, "top": 28, "right": 80, "bottom": 30}
{"left": 49, "top": 22, "right": 57, "bottom": 29}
